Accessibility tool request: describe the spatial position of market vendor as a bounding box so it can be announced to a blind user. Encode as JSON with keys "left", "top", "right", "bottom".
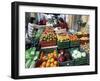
{"left": 58, "top": 18, "right": 69, "bottom": 31}
{"left": 39, "top": 16, "right": 47, "bottom": 25}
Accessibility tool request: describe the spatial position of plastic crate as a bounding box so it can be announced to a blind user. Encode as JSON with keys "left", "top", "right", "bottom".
{"left": 73, "top": 56, "right": 89, "bottom": 65}
{"left": 58, "top": 60, "right": 74, "bottom": 66}
{"left": 35, "top": 48, "right": 58, "bottom": 67}
{"left": 69, "top": 40, "right": 80, "bottom": 47}
{"left": 57, "top": 41, "right": 69, "bottom": 49}
{"left": 40, "top": 47, "right": 58, "bottom": 56}
{"left": 68, "top": 48, "right": 89, "bottom": 66}
{"left": 57, "top": 49, "right": 73, "bottom": 66}
{"left": 72, "top": 50, "right": 89, "bottom": 66}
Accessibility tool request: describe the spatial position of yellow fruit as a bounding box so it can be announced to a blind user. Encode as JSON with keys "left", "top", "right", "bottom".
{"left": 54, "top": 61, "right": 58, "bottom": 65}
{"left": 50, "top": 58, "right": 55, "bottom": 63}
{"left": 48, "top": 53, "right": 53, "bottom": 59}
{"left": 50, "top": 63, "right": 54, "bottom": 67}
{"left": 53, "top": 50, "right": 56, "bottom": 54}
{"left": 46, "top": 62, "right": 50, "bottom": 67}
{"left": 50, "top": 53, "right": 54, "bottom": 58}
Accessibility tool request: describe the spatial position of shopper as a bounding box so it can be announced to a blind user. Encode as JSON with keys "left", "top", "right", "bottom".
{"left": 27, "top": 17, "right": 38, "bottom": 47}
{"left": 58, "top": 18, "right": 69, "bottom": 31}
{"left": 28, "top": 17, "right": 36, "bottom": 38}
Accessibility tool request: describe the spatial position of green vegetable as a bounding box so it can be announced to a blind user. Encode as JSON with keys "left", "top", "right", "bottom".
{"left": 25, "top": 59, "right": 32, "bottom": 68}
{"left": 30, "top": 47, "right": 36, "bottom": 55}
{"left": 33, "top": 56, "right": 38, "bottom": 61}
{"left": 81, "top": 52, "right": 86, "bottom": 57}
{"left": 29, "top": 60, "right": 35, "bottom": 68}
{"left": 25, "top": 54, "right": 31, "bottom": 59}
{"left": 35, "top": 51, "right": 40, "bottom": 57}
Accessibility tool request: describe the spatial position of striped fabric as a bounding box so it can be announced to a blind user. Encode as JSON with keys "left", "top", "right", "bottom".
{"left": 28, "top": 23, "right": 34, "bottom": 38}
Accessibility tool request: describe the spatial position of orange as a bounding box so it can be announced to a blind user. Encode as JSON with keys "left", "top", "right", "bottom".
{"left": 42, "top": 56, "right": 47, "bottom": 61}
{"left": 53, "top": 64, "right": 57, "bottom": 67}
{"left": 41, "top": 65, "right": 45, "bottom": 68}
{"left": 42, "top": 61, "right": 46, "bottom": 67}
{"left": 53, "top": 53, "right": 57, "bottom": 59}
{"left": 40, "top": 65, "right": 42, "bottom": 68}
{"left": 48, "top": 53, "right": 51, "bottom": 57}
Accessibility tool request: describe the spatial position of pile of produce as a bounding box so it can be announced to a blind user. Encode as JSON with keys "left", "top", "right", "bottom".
{"left": 71, "top": 48, "right": 89, "bottom": 65}
{"left": 36, "top": 50, "right": 58, "bottom": 68}
{"left": 68, "top": 34, "right": 80, "bottom": 47}
{"left": 79, "top": 37, "right": 89, "bottom": 44}
{"left": 76, "top": 32, "right": 82, "bottom": 36}
{"left": 25, "top": 47, "right": 40, "bottom": 68}
{"left": 57, "top": 33, "right": 70, "bottom": 49}
{"left": 76, "top": 31, "right": 89, "bottom": 38}
{"left": 57, "top": 33, "right": 79, "bottom": 42}
{"left": 80, "top": 37, "right": 89, "bottom": 41}
{"left": 69, "top": 34, "right": 78, "bottom": 41}
{"left": 57, "top": 33, "right": 69, "bottom": 42}
{"left": 71, "top": 49, "right": 86, "bottom": 59}
{"left": 25, "top": 26, "right": 90, "bottom": 67}
{"left": 58, "top": 49, "right": 72, "bottom": 62}
{"left": 40, "top": 27, "right": 57, "bottom": 42}
{"left": 39, "top": 27, "right": 57, "bottom": 47}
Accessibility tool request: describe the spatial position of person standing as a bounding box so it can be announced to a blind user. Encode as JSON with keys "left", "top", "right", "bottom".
{"left": 28, "top": 17, "right": 37, "bottom": 38}
{"left": 26, "top": 17, "right": 38, "bottom": 48}
{"left": 58, "top": 18, "right": 69, "bottom": 31}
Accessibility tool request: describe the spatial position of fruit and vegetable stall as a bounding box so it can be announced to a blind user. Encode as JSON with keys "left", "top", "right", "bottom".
{"left": 25, "top": 26, "right": 89, "bottom": 68}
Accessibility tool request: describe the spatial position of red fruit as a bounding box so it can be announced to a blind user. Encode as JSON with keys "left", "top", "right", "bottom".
{"left": 58, "top": 55, "right": 65, "bottom": 62}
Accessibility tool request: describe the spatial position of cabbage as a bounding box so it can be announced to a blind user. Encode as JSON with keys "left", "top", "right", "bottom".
{"left": 73, "top": 50, "right": 78, "bottom": 54}
{"left": 77, "top": 51, "right": 82, "bottom": 58}
{"left": 81, "top": 52, "right": 86, "bottom": 57}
